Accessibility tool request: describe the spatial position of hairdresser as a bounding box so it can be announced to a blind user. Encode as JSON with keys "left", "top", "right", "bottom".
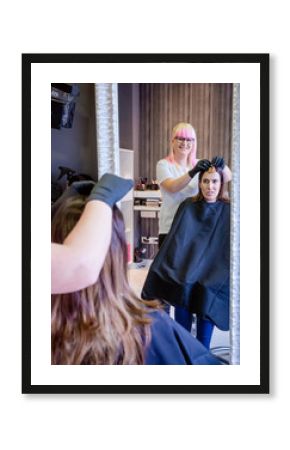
{"left": 156, "top": 122, "right": 232, "bottom": 248}
{"left": 51, "top": 173, "right": 133, "bottom": 295}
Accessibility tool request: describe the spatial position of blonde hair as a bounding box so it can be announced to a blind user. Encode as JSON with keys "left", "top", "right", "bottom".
{"left": 166, "top": 122, "right": 197, "bottom": 167}
{"left": 51, "top": 196, "right": 160, "bottom": 365}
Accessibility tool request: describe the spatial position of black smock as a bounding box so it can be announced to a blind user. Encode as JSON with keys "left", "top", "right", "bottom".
{"left": 142, "top": 199, "right": 230, "bottom": 331}
{"left": 145, "top": 310, "right": 223, "bottom": 365}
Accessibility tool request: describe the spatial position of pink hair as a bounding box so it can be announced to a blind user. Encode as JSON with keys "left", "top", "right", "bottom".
{"left": 166, "top": 122, "right": 197, "bottom": 167}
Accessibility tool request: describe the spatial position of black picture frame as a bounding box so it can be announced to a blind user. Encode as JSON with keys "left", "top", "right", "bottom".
{"left": 22, "top": 53, "right": 269, "bottom": 394}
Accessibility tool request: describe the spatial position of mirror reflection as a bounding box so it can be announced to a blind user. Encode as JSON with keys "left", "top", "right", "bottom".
{"left": 51, "top": 83, "right": 237, "bottom": 365}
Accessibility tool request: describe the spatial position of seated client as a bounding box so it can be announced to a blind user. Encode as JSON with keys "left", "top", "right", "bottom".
{"left": 142, "top": 158, "right": 230, "bottom": 349}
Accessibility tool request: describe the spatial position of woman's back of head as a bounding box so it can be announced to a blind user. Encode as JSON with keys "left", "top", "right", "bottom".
{"left": 51, "top": 196, "right": 159, "bottom": 365}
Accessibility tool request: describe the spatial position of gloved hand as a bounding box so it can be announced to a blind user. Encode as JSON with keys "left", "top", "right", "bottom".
{"left": 87, "top": 173, "right": 133, "bottom": 208}
{"left": 51, "top": 180, "right": 95, "bottom": 219}
{"left": 211, "top": 156, "right": 225, "bottom": 169}
{"left": 188, "top": 159, "right": 211, "bottom": 178}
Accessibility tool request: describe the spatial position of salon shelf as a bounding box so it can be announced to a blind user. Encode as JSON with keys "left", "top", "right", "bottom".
{"left": 134, "top": 190, "right": 161, "bottom": 198}
{"left": 133, "top": 206, "right": 160, "bottom": 211}
{"left": 134, "top": 190, "right": 161, "bottom": 214}
{"left": 134, "top": 189, "right": 161, "bottom": 259}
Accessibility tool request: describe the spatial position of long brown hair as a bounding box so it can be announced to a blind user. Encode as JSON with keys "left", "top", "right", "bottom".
{"left": 51, "top": 196, "right": 160, "bottom": 365}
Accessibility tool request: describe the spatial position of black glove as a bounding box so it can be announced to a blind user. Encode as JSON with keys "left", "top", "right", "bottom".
{"left": 188, "top": 159, "right": 211, "bottom": 178}
{"left": 87, "top": 173, "right": 133, "bottom": 208}
{"left": 51, "top": 180, "right": 95, "bottom": 219}
{"left": 211, "top": 156, "right": 225, "bottom": 169}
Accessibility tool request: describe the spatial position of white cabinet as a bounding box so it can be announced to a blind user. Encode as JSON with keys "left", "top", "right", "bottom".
{"left": 119, "top": 148, "right": 134, "bottom": 264}
{"left": 134, "top": 190, "right": 162, "bottom": 257}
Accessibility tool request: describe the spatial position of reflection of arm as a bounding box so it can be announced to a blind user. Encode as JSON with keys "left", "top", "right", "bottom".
{"left": 162, "top": 165, "right": 232, "bottom": 192}
{"left": 157, "top": 159, "right": 193, "bottom": 194}
{"left": 161, "top": 172, "right": 192, "bottom": 193}
{"left": 51, "top": 200, "right": 112, "bottom": 294}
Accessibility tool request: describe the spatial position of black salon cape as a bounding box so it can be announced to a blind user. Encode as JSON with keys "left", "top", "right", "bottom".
{"left": 145, "top": 311, "right": 222, "bottom": 365}
{"left": 142, "top": 199, "right": 230, "bottom": 331}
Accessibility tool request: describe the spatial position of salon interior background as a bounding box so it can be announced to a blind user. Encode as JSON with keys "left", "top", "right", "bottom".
{"left": 51, "top": 83, "right": 233, "bottom": 249}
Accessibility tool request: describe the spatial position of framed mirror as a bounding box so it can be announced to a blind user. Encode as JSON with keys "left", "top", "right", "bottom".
{"left": 22, "top": 53, "right": 269, "bottom": 394}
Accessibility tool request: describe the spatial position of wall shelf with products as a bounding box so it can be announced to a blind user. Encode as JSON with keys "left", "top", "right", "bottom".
{"left": 134, "top": 205, "right": 160, "bottom": 212}
{"left": 133, "top": 190, "right": 161, "bottom": 218}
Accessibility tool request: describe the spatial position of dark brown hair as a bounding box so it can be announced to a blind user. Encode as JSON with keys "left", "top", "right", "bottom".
{"left": 192, "top": 167, "right": 229, "bottom": 203}
{"left": 51, "top": 196, "right": 160, "bottom": 365}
